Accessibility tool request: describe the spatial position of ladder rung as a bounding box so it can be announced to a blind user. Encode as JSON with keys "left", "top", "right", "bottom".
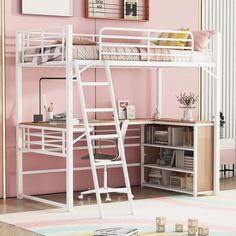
{"left": 90, "top": 134, "right": 118, "bottom": 140}
{"left": 81, "top": 82, "right": 110, "bottom": 86}
{"left": 86, "top": 108, "right": 114, "bottom": 113}
{"left": 95, "top": 161, "right": 123, "bottom": 166}
{"left": 98, "top": 187, "right": 128, "bottom": 194}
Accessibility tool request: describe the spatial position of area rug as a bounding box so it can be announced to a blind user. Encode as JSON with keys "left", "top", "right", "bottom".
{"left": 0, "top": 190, "right": 236, "bottom": 236}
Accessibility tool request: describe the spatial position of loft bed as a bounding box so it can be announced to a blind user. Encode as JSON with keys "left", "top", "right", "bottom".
{"left": 16, "top": 25, "right": 221, "bottom": 212}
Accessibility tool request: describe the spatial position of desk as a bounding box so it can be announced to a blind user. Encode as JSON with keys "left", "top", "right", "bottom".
{"left": 17, "top": 118, "right": 214, "bottom": 210}
{"left": 16, "top": 119, "right": 154, "bottom": 210}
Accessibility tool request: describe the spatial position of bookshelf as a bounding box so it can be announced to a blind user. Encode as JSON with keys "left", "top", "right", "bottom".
{"left": 141, "top": 120, "right": 214, "bottom": 196}
{"left": 85, "top": 0, "right": 149, "bottom": 21}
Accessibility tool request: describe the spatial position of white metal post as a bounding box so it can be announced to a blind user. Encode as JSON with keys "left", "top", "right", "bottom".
{"left": 156, "top": 69, "right": 162, "bottom": 117}
{"left": 65, "top": 25, "right": 74, "bottom": 211}
{"left": 16, "top": 32, "right": 23, "bottom": 199}
{"left": 140, "top": 125, "right": 145, "bottom": 187}
{"left": 193, "top": 125, "right": 198, "bottom": 197}
{"left": 105, "top": 62, "right": 135, "bottom": 215}
{"left": 214, "top": 32, "right": 222, "bottom": 195}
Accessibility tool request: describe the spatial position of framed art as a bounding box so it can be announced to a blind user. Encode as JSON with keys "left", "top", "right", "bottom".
{"left": 88, "top": 0, "right": 105, "bottom": 17}
{"left": 118, "top": 100, "right": 129, "bottom": 119}
{"left": 124, "top": 0, "right": 138, "bottom": 20}
{"left": 22, "top": 0, "right": 74, "bottom": 17}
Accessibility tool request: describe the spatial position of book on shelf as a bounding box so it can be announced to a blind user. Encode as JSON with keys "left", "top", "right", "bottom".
{"left": 171, "top": 127, "right": 184, "bottom": 146}
{"left": 49, "top": 118, "right": 80, "bottom": 125}
{"left": 149, "top": 168, "right": 162, "bottom": 178}
{"left": 154, "top": 130, "right": 168, "bottom": 145}
{"left": 175, "top": 150, "right": 184, "bottom": 169}
{"left": 183, "top": 151, "right": 193, "bottom": 170}
{"left": 94, "top": 227, "right": 139, "bottom": 236}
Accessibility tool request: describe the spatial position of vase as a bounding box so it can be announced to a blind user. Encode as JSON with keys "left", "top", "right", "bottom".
{"left": 183, "top": 109, "right": 193, "bottom": 121}
{"left": 220, "top": 126, "right": 224, "bottom": 139}
{"left": 46, "top": 111, "right": 53, "bottom": 121}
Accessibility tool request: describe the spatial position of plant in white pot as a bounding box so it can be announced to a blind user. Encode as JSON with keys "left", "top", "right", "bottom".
{"left": 220, "top": 112, "right": 225, "bottom": 139}
{"left": 176, "top": 92, "right": 198, "bottom": 121}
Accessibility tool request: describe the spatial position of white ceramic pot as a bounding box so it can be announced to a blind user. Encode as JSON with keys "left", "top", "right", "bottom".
{"left": 220, "top": 126, "right": 224, "bottom": 139}
{"left": 46, "top": 111, "right": 53, "bottom": 121}
{"left": 183, "top": 109, "right": 193, "bottom": 121}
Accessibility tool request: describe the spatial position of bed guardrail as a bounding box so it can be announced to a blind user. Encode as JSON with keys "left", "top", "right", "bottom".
{"left": 99, "top": 27, "right": 194, "bottom": 62}
{"left": 17, "top": 25, "right": 217, "bottom": 65}
{"left": 17, "top": 26, "right": 66, "bottom": 64}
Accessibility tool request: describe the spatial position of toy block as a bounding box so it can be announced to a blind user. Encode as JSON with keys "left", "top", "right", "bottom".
{"left": 156, "top": 225, "right": 165, "bottom": 233}
{"left": 198, "top": 227, "right": 209, "bottom": 236}
{"left": 156, "top": 217, "right": 166, "bottom": 226}
{"left": 175, "top": 224, "right": 183, "bottom": 232}
{"left": 188, "top": 226, "right": 197, "bottom": 235}
{"left": 188, "top": 219, "right": 198, "bottom": 227}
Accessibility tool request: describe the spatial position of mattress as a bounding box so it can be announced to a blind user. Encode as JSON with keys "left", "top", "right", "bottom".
{"left": 23, "top": 45, "right": 213, "bottom": 64}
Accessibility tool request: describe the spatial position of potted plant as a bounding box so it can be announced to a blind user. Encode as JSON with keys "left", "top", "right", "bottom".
{"left": 220, "top": 112, "right": 225, "bottom": 139}
{"left": 176, "top": 92, "right": 198, "bottom": 121}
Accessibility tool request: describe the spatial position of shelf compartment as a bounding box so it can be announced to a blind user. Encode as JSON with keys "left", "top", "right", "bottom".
{"left": 143, "top": 164, "right": 194, "bottom": 174}
{"left": 142, "top": 182, "right": 193, "bottom": 195}
{"left": 143, "top": 143, "right": 194, "bottom": 151}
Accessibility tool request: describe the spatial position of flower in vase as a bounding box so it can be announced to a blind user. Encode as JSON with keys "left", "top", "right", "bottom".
{"left": 176, "top": 92, "right": 198, "bottom": 109}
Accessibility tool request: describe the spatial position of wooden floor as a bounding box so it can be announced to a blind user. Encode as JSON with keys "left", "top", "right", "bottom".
{"left": 0, "top": 177, "right": 235, "bottom": 236}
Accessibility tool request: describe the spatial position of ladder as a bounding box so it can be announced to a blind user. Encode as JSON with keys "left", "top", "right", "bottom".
{"left": 74, "top": 60, "right": 135, "bottom": 218}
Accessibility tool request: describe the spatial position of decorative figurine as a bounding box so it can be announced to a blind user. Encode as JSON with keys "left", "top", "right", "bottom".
{"left": 153, "top": 107, "right": 161, "bottom": 120}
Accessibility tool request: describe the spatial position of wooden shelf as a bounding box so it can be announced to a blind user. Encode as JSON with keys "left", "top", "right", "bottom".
{"left": 142, "top": 182, "right": 193, "bottom": 195}
{"left": 85, "top": 0, "right": 149, "bottom": 21}
{"left": 143, "top": 143, "right": 194, "bottom": 151}
{"left": 141, "top": 121, "right": 214, "bottom": 196}
{"left": 143, "top": 164, "right": 194, "bottom": 174}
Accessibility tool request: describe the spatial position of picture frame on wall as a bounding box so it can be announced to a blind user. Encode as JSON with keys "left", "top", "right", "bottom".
{"left": 124, "top": 0, "right": 138, "bottom": 20}
{"left": 89, "top": 0, "right": 105, "bottom": 18}
{"left": 22, "top": 0, "right": 74, "bottom": 17}
{"left": 126, "top": 105, "right": 135, "bottom": 119}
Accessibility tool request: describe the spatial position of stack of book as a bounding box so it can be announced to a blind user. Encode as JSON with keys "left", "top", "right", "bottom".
{"left": 183, "top": 155, "right": 194, "bottom": 170}
{"left": 49, "top": 118, "right": 80, "bottom": 125}
{"left": 149, "top": 168, "right": 162, "bottom": 185}
{"left": 94, "top": 227, "right": 139, "bottom": 236}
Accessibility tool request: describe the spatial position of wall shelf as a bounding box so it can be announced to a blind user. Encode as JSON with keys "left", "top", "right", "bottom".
{"left": 85, "top": 0, "right": 149, "bottom": 21}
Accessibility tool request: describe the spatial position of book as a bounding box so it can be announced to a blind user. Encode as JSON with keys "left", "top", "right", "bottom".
{"left": 175, "top": 150, "right": 184, "bottom": 168}
{"left": 94, "top": 227, "right": 139, "bottom": 236}
{"left": 171, "top": 127, "right": 184, "bottom": 146}
{"left": 49, "top": 118, "right": 80, "bottom": 125}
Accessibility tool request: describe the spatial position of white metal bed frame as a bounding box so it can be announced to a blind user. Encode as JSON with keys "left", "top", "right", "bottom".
{"left": 16, "top": 25, "right": 221, "bottom": 212}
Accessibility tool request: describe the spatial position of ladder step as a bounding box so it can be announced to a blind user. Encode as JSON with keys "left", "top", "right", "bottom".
{"left": 90, "top": 134, "right": 118, "bottom": 140}
{"left": 98, "top": 187, "right": 128, "bottom": 194}
{"left": 95, "top": 161, "right": 123, "bottom": 166}
{"left": 86, "top": 108, "right": 114, "bottom": 113}
{"left": 81, "top": 82, "right": 110, "bottom": 86}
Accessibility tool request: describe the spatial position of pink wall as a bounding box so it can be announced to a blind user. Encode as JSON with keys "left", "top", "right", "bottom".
{"left": 221, "top": 150, "right": 236, "bottom": 165}
{"left": 4, "top": 0, "right": 200, "bottom": 197}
